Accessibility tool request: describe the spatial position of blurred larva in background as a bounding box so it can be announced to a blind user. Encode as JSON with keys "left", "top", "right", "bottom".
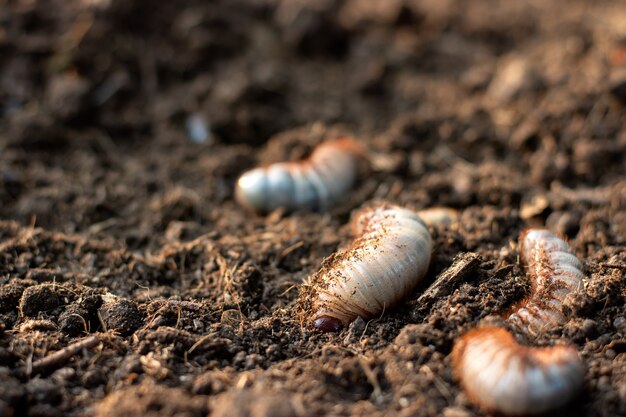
{"left": 235, "top": 138, "right": 366, "bottom": 213}
{"left": 416, "top": 207, "right": 460, "bottom": 227}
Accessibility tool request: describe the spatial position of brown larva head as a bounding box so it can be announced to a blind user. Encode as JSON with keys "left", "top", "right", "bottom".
{"left": 298, "top": 248, "right": 372, "bottom": 332}
{"left": 295, "top": 271, "right": 349, "bottom": 333}
{"left": 313, "top": 315, "right": 343, "bottom": 332}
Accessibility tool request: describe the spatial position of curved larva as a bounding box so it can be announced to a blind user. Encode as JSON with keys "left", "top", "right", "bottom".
{"left": 508, "top": 229, "right": 584, "bottom": 334}
{"left": 306, "top": 204, "right": 432, "bottom": 332}
{"left": 452, "top": 327, "right": 584, "bottom": 415}
{"left": 235, "top": 138, "right": 365, "bottom": 213}
{"left": 416, "top": 207, "right": 460, "bottom": 227}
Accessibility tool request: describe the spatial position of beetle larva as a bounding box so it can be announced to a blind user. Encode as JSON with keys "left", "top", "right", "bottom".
{"left": 302, "top": 204, "right": 432, "bottom": 332}
{"left": 508, "top": 229, "right": 584, "bottom": 335}
{"left": 452, "top": 326, "right": 584, "bottom": 415}
{"left": 235, "top": 138, "right": 365, "bottom": 213}
{"left": 416, "top": 207, "right": 460, "bottom": 227}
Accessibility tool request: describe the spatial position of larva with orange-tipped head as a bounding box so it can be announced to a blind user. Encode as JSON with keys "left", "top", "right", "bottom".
{"left": 508, "top": 229, "right": 584, "bottom": 335}
{"left": 452, "top": 326, "right": 584, "bottom": 415}
{"left": 301, "top": 204, "right": 432, "bottom": 332}
{"left": 235, "top": 138, "right": 366, "bottom": 213}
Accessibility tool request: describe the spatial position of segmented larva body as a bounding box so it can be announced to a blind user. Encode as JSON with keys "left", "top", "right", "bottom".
{"left": 416, "top": 207, "right": 460, "bottom": 227}
{"left": 307, "top": 205, "right": 432, "bottom": 332}
{"left": 235, "top": 138, "right": 365, "bottom": 213}
{"left": 508, "top": 229, "right": 584, "bottom": 334}
{"left": 452, "top": 327, "right": 584, "bottom": 415}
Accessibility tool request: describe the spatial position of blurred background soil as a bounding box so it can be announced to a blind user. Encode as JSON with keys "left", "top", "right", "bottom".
{"left": 0, "top": 0, "right": 625, "bottom": 416}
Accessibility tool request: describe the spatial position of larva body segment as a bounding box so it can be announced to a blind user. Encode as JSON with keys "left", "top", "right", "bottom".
{"left": 452, "top": 327, "right": 584, "bottom": 416}
{"left": 307, "top": 205, "right": 432, "bottom": 331}
{"left": 235, "top": 138, "right": 365, "bottom": 213}
{"left": 508, "top": 229, "right": 584, "bottom": 334}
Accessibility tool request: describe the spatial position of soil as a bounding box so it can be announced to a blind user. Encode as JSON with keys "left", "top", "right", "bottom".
{"left": 0, "top": 0, "right": 625, "bottom": 416}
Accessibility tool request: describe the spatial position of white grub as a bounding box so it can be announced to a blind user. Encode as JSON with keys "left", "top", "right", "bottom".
{"left": 416, "top": 207, "right": 460, "bottom": 227}
{"left": 235, "top": 138, "right": 365, "bottom": 213}
{"left": 307, "top": 204, "right": 432, "bottom": 332}
{"left": 452, "top": 326, "right": 584, "bottom": 416}
{"left": 508, "top": 229, "right": 584, "bottom": 335}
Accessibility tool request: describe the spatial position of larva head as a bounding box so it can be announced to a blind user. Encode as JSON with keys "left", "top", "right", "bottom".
{"left": 310, "top": 294, "right": 358, "bottom": 332}
{"left": 235, "top": 168, "right": 269, "bottom": 212}
{"left": 296, "top": 269, "right": 354, "bottom": 333}
{"left": 313, "top": 315, "right": 343, "bottom": 332}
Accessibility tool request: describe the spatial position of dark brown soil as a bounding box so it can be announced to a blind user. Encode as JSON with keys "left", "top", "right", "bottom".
{"left": 1, "top": 1, "right": 625, "bottom": 416}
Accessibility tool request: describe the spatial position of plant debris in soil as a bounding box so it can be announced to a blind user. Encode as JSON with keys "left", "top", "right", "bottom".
{"left": 0, "top": 0, "right": 625, "bottom": 416}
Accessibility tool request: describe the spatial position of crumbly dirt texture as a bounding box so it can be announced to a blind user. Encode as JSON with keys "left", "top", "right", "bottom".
{"left": 0, "top": 1, "right": 625, "bottom": 416}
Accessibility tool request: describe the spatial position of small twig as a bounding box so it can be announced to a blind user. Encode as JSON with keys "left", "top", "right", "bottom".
{"left": 27, "top": 335, "right": 100, "bottom": 377}
{"left": 187, "top": 333, "right": 214, "bottom": 354}
{"left": 280, "top": 240, "right": 304, "bottom": 257}
{"left": 408, "top": 252, "right": 482, "bottom": 311}
{"left": 278, "top": 284, "right": 298, "bottom": 297}
{"left": 275, "top": 241, "right": 305, "bottom": 264}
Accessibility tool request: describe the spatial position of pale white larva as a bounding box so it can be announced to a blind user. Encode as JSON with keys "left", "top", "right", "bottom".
{"left": 416, "top": 207, "right": 460, "bottom": 227}
{"left": 235, "top": 138, "right": 365, "bottom": 213}
{"left": 508, "top": 229, "right": 585, "bottom": 335}
{"left": 301, "top": 204, "right": 432, "bottom": 332}
{"left": 452, "top": 326, "right": 584, "bottom": 416}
